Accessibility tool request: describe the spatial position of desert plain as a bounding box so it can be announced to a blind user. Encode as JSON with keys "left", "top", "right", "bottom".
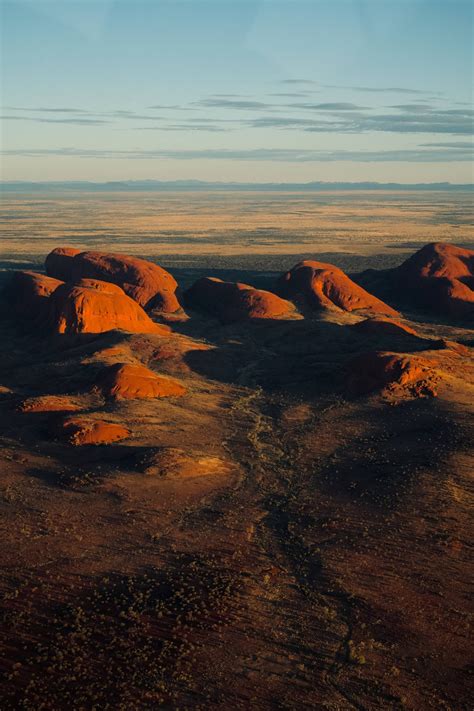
{"left": 0, "top": 189, "right": 473, "bottom": 710}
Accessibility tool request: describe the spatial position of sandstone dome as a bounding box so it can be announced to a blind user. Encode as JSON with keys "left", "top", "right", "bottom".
{"left": 276, "top": 260, "right": 399, "bottom": 316}
{"left": 95, "top": 362, "right": 187, "bottom": 400}
{"left": 56, "top": 416, "right": 131, "bottom": 445}
{"left": 45, "top": 247, "right": 180, "bottom": 313}
{"left": 185, "top": 277, "right": 297, "bottom": 322}
{"left": 8, "top": 270, "right": 63, "bottom": 320}
{"left": 48, "top": 278, "right": 170, "bottom": 335}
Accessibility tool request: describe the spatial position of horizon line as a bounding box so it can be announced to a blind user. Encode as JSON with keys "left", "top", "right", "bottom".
{"left": 1, "top": 179, "right": 473, "bottom": 191}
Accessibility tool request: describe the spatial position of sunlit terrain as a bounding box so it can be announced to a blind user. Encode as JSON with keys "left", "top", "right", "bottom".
{"left": 2, "top": 190, "right": 473, "bottom": 268}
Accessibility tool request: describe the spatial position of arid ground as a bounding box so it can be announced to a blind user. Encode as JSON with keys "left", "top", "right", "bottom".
{"left": 0, "top": 191, "right": 473, "bottom": 710}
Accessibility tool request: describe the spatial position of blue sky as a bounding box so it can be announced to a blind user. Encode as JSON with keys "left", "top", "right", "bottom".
{"left": 1, "top": 0, "right": 473, "bottom": 182}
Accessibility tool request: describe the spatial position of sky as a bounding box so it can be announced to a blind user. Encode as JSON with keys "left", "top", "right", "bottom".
{"left": 1, "top": 0, "right": 473, "bottom": 183}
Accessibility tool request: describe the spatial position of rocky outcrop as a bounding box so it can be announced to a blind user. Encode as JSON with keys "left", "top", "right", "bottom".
{"left": 345, "top": 351, "right": 438, "bottom": 398}
{"left": 7, "top": 271, "right": 63, "bottom": 320}
{"left": 95, "top": 363, "right": 187, "bottom": 400}
{"left": 44, "top": 247, "right": 81, "bottom": 282}
{"left": 45, "top": 248, "right": 180, "bottom": 312}
{"left": 352, "top": 318, "right": 419, "bottom": 337}
{"left": 185, "top": 277, "right": 297, "bottom": 322}
{"left": 18, "top": 395, "right": 83, "bottom": 413}
{"left": 356, "top": 243, "right": 474, "bottom": 320}
{"left": 56, "top": 416, "right": 131, "bottom": 445}
{"left": 397, "top": 242, "right": 474, "bottom": 283}
{"left": 48, "top": 279, "right": 170, "bottom": 335}
{"left": 276, "top": 260, "right": 398, "bottom": 316}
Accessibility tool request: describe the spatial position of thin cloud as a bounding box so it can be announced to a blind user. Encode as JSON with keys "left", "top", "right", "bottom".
{"left": 3, "top": 106, "right": 89, "bottom": 113}
{"left": 421, "top": 141, "right": 473, "bottom": 148}
{"left": 3, "top": 146, "right": 472, "bottom": 162}
{"left": 0, "top": 115, "right": 111, "bottom": 125}
{"left": 280, "top": 79, "right": 317, "bottom": 85}
{"left": 269, "top": 92, "right": 312, "bottom": 98}
{"left": 136, "top": 124, "right": 230, "bottom": 132}
{"left": 291, "top": 102, "right": 368, "bottom": 111}
{"left": 324, "top": 84, "right": 440, "bottom": 95}
{"left": 147, "top": 105, "right": 196, "bottom": 111}
{"left": 195, "top": 98, "right": 274, "bottom": 111}
{"left": 389, "top": 103, "right": 437, "bottom": 111}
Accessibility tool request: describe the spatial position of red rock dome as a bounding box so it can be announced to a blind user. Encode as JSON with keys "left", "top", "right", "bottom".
{"left": 352, "top": 318, "right": 419, "bottom": 337}
{"left": 48, "top": 278, "right": 170, "bottom": 335}
{"left": 56, "top": 416, "right": 131, "bottom": 445}
{"left": 277, "top": 260, "right": 398, "bottom": 316}
{"left": 397, "top": 242, "right": 474, "bottom": 283}
{"left": 346, "top": 351, "right": 438, "bottom": 398}
{"left": 95, "top": 362, "right": 187, "bottom": 400}
{"left": 44, "top": 247, "right": 81, "bottom": 282}
{"left": 45, "top": 247, "right": 180, "bottom": 312}
{"left": 185, "top": 277, "right": 297, "bottom": 322}
{"left": 8, "top": 270, "right": 63, "bottom": 319}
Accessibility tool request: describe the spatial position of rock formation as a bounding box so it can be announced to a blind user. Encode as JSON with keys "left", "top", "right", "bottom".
{"left": 276, "top": 260, "right": 398, "bottom": 316}
{"left": 397, "top": 242, "right": 474, "bottom": 283}
{"left": 48, "top": 279, "right": 170, "bottom": 335}
{"left": 355, "top": 243, "right": 474, "bottom": 320}
{"left": 44, "top": 247, "right": 81, "bottom": 282}
{"left": 8, "top": 271, "right": 63, "bottom": 319}
{"left": 346, "top": 351, "right": 438, "bottom": 398}
{"left": 45, "top": 248, "right": 180, "bottom": 312}
{"left": 95, "top": 363, "right": 187, "bottom": 400}
{"left": 18, "top": 395, "right": 83, "bottom": 413}
{"left": 185, "top": 277, "right": 297, "bottom": 322}
{"left": 352, "top": 318, "right": 419, "bottom": 337}
{"left": 56, "top": 416, "right": 131, "bottom": 445}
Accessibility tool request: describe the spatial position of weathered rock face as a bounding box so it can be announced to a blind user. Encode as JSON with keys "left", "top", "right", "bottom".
{"left": 398, "top": 242, "right": 474, "bottom": 283}
{"left": 355, "top": 243, "right": 474, "bottom": 320}
{"left": 44, "top": 247, "right": 82, "bottom": 282}
{"left": 185, "top": 277, "right": 297, "bottom": 322}
{"left": 394, "top": 243, "right": 474, "bottom": 318}
{"left": 276, "top": 260, "right": 399, "bottom": 316}
{"left": 45, "top": 248, "right": 180, "bottom": 312}
{"left": 95, "top": 363, "right": 187, "bottom": 400}
{"left": 56, "top": 416, "right": 131, "bottom": 445}
{"left": 48, "top": 279, "right": 170, "bottom": 335}
{"left": 8, "top": 271, "right": 63, "bottom": 319}
{"left": 345, "top": 351, "right": 438, "bottom": 398}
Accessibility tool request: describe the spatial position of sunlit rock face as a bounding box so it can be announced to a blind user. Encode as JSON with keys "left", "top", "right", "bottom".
{"left": 276, "top": 260, "right": 399, "bottom": 316}
{"left": 185, "top": 277, "right": 298, "bottom": 322}
{"left": 398, "top": 242, "right": 474, "bottom": 282}
{"left": 395, "top": 243, "right": 474, "bottom": 318}
{"left": 45, "top": 248, "right": 181, "bottom": 313}
{"left": 95, "top": 362, "right": 187, "bottom": 400}
{"left": 355, "top": 243, "right": 474, "bottom": 320}
{"left": 55, "top": 416, "right": 131, "bottom": 446}
{"left": 48, "top": 278, "right": 170, "bottom": 335}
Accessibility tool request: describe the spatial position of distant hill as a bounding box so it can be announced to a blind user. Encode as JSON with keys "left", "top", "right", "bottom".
{"left": 1, "top": 180, "right": 473, "bottom": 192}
